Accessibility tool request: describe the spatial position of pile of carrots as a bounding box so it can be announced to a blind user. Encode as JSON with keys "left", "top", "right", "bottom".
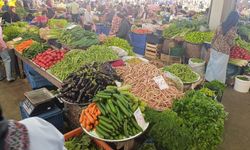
{"left": 15, "top": 39, "right": 33, "bottom": 53}
{"left": 79, "top": 103, "right": 101, "bottom": 131}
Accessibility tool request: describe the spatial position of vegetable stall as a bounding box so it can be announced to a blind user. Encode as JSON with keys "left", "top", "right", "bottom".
{"left": 7, "top": 20, "right": 230, "bottom": 150}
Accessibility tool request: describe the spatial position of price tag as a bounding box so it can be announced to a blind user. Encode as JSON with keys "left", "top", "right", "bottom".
{"left": 134, "top": 108, "right": 148, "bottom": 130}
{"left": 153, "top": 75, "right": 169, "bottom": 90}
{"left": 115, "top": 81, "right": 122, "bottom": 87}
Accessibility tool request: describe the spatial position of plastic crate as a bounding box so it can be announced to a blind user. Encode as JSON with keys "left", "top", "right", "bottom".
{"left": 133, "top": 46, "right": 145, "bottom": 55}
{"left": 19, "top": 102, "right": 64, "bottom": 130}
{"left": 64, "top": 127, "right": 112, "bottom": 150}
{"left": 23, "top": 63, "right": 53, "bottom": 89}
{"left": 130, "top": 32, "right": 147, "bottom": 48}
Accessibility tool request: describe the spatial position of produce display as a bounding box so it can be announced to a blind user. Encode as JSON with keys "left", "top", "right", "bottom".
{"left": 58, "top": 26, "right": 99, "bottom": 48}
{"left": 86, "top": 86, "right": 145, "bottom": 140}
{"left": 3, "top": 22, "right": 28, "bottom": 41}
{"left": 173, "top": 91, "right": 227, "bottom": 149}
{"left": 22, "top": 42, "right": 49, "bottom": 59}
{"left": 103, "top": 37, "right": 134, "bottom": 56}
{"left": 230, "top": 46, "right": 250, "bottom": 60}
{"left": 163, "top": 64, "right": 199, "bottom": 83}
{"left": 50, "top": 46, "right": 119, "bottom": 80}
{"left": 184, "top": 31, "right": 214, "bottom": 44}
{"left": 163, "top": 24, "right": 190, "bottom": 39}
{"left": 65, "top": 133, "right": 99, "bottom": 150}
{"left": 116, "top": 63, "right": 183, "bottom": 111}
{"left": 15, "top": 39, "right": 34, "bottom": 53}
{"left": 79, "top": 103, "right": 101, "bottom": 131}
{"left": 204, "top": 80, "right": 226, "bottom": 101}
{"left": 58, "top": 62, "right": 121, "bottom": 104}
{"left": 32, "top": 49, "right": 66, "bottom": 69}
{"left": 145, "top": 108, "right": 191, "bottom": 150}
{"left": 235, "top": 37, "right": 250, "bottom": 52}
{"left": 48, "top": 19, "right": 68, "bottom": 29}
{"left": 19, "top": 32, "right": 42, "bottom": 43}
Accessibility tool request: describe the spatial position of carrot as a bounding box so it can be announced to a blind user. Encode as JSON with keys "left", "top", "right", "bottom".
{"left": 86, "top": 125, "right": 92, "bottom": 131}
{"left": 94, "top": 120, "right": 99, "bottom": 126}
{"left": 96, "top": 108, "right": 101, "bottom": 115}
{"left": 85, "top": 112, "right": 95, "bottom": 124}
{"left": 79, "top": 110, "right": 85, "bottom": 123}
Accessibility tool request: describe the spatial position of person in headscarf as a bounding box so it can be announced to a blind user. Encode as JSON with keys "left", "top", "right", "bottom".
{"left": 205, "top": 11, "right": 239, "bottom": 83}
{"left": 0, "top": 105, "right": 65, "bottom": 150}
{"left": 2, "top": 6, "right": 20, "bottom": 24}
{"left": 116, "top": 12, "right": 131, "bottom": 42}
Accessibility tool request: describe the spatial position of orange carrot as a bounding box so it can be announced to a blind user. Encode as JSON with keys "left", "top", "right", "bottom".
{"left": 94, "top": 120, "right": 99, "bottom": 126}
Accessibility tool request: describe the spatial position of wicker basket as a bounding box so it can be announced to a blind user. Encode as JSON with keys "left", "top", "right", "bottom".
{"left": 162, "top": 39, "right": 176, "bottom": 54}
{"left": 184, "top": 42, "right": 202, "bottom": 58}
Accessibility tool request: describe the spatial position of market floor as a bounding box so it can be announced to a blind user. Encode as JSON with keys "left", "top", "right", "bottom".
{"left": 0, "top": 79, "right": 249, "bottom": 149}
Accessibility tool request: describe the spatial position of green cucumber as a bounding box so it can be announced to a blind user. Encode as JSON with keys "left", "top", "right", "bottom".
{"left": 96, "top": 94, "right": 111, "bottom": 99}
{"left": 108, "top": 99, "right": 117, "bottom": 113}
{"left": 131, "top": 117, "right": 143, "bottom": 132}
{"left": 117, "top": 100, "right": 131, "bottom": 117}
{"left": 98, "top": 123, "right": 113, "bottom": 134}
{"left": 123, "top": 120, "right": 129, "bottom": 137}
{"left": 99, "top": 119, "right": 115, "bottom": 131}
{"left": 98, "top": 116, "right": 112, "bottom": 123}
{"left": 105, "top": 103, "right": 112, "bottom": 114}
{"left": 116, "top": 106, "right": 122, "bottom": 122}
{"left": 96, "top": 125, "right": 110, "bottom": 138}
{"left": 96, "top": 103, "right": 106, "bottom": 116}
{"left": 110, "top": 114, "right": 120, "bottom": 127}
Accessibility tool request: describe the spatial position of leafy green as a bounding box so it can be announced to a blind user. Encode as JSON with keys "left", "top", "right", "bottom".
{"left": 184, "top": 31, "right": 214, "bottom": 44}
{"left": 190, "top": 58, "right": 204, "bottom": 63}
{"left": 58, "top": 26, "right": 99, "bottom": 49}
{"left": 145, "top": 108, "right": 191, "bottom": 150}
{"left": 3, "top": 22, "right": 28, "bottom": 41}
{"left": 103, "top": 37, "right": 134, "bottom": 56}
{"left": 235, "top": 37, "right": 250, "bottom": 52}
{"left": 65, "top": 133, "right": 99, "bottom": 150}
{"left": 173, "top": 91, "right": 228, "bottom": 150}
{"left": 199, "top": 87, "right": 216, "bottom": 98}
{"left": 163, "top": 64, "right": 199, "bottom": 83}
{"left": 204, "top": 80, "right": 226, "bottom": 99}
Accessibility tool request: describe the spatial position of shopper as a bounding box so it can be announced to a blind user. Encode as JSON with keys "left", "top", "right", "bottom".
{"left": 116, "top": 12, "right": 131, "bottom": 42}
{"left": 0, "top": 105, "right": 65, "bottom": 150}
{"left": 2, "top": 0, "right": 9, "bottom": 12}
{"left": 2, "top": 6, "right": 20, "bottom": 24}
{"left": 205, "top": 11, "right": 239, "bottom": 83}
{"left": 83, "top": 5, "right": 94, "bottom": 31}
{"left": 109, "top": 12, "right": 122, "bottom": 35}
{"left": 69, "top": 0, "right": 80, "bottom": 23}
{"left": 31, "top": 11, "right": 48, "bottom": 27}
{"left": 0, "top": 26, "right": 15, "bottom": 82}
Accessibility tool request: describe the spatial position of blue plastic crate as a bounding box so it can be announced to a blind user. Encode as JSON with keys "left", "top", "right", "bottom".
{"left": 130, "top": 32, "right": 147, "bottom": 48}
{"left": 133, "top": 46, "right": 145, "bottom": 55}
{"left": 19, "top": 102, "right": 64, "bottom": 130}
{"left": 23, "top": 63, "right": 53, "bottom": 89}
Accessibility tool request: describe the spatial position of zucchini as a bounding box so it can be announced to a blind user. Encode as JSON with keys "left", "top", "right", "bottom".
{"left": 110, "top": 114, "right": 120, "bottom": 127}
{"left": 116, "top": 106, "right": 122, "bottom": 122}
{"left": 105, "top": 103, "right": 112, "bottom": 114}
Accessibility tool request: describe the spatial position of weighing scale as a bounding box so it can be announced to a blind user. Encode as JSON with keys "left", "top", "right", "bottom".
{"left": 22, "top": 88, "right": 56, "bottom": 116}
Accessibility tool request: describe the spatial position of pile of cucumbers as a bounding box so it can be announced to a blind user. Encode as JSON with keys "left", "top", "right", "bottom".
{"left": 93, "top": 85, "right": 146, "bottom": 140}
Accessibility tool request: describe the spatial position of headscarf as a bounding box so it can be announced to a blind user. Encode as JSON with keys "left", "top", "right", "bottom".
{"left": 222, "top": 11, "right": 239, "bottom": 35}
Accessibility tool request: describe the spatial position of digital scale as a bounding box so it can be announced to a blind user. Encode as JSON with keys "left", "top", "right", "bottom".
{"left": 22, "top": 88, "right": 56, "bottom": 116}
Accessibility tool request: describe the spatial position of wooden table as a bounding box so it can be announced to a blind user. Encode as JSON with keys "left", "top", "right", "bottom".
{"left": 15, "top": 51, "right": 62, "bottom": 88}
